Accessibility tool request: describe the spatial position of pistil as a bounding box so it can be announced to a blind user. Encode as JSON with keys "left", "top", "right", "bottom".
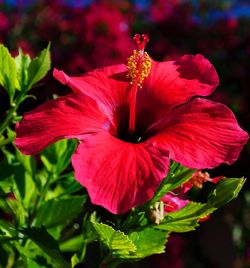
{"left": 127, "top": 34, "right": 151, "bottom": 136}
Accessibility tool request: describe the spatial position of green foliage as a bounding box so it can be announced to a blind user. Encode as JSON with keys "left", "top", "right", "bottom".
{"left": 127, "top": 228, "right": 169, "bottom": 259}
{"left": 35, "top": 196, "right": 86, "bottom": 228}
{"left": 41, "top": 139, "right": 78, "bottom": 175}
{"left": 0, "top": 44, "right": 17, "bottom": 103}
{"left": 0, "top": 44, "right": 51, "bottom": 143}
{"left": 71, "top": 254, "right": 81, "bottom": 267}
{"left": 156, "top": 202, "right": 214, "bottom": 232}
{"left": 20, "top": 226, "right": 70, "bottom": 268}
{"left": 60, "top": 235, "right": 84, "bottom": 252}
{"left": 149, "top": 161, "right": 196, "bottom": 205}
{"left": 15, "top": 49, "right": 31, "bottom": 90}
{"left": 27, "top": 43, "right": 51, "bottom": 90}
{"left": 0, "top": 43, "right": 50, "bottom": 106}
{"left": 208, "top": 178, "right": 246, "bottom": 207}
{"left": 91, "top": 221, "right": 137, "bottom": 258}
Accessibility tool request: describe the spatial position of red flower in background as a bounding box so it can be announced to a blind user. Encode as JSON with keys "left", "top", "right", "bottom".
{"left": 80, "top": 1, "right": 134, "bottom": 70}
{"left": 179, "top": 170, "right": 225, "bottom": 193}
{"left": 15, "top": 34, "right": 248, "bottom": 214}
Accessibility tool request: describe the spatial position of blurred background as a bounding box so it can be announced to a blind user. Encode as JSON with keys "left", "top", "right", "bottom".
{"left": 0, "top": 0, "right": 249, "bottom": 267}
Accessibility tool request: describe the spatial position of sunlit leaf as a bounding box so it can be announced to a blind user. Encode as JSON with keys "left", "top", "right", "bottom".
{"left": 15, "top": 49, "right": 31, "bottom": 90}
{"left": 156, "top": 202, "right": 215, "bottom": 233}
{"left": 40, "top": 139, "right": 77, "bottom": 175}
{"left": 71, "top": 254, "right": 81, "bottom": 268}
{"left": 92, "top": 221, "right": 136, "bottom": 258}
{"left": 16, "top": 149, "right": 36, "bottom": 176}
{"left": 0, "top": 44, "right": 17, "bottom": 103}
{"left": 60, "top": 235, "right": 83, "bottom": 252}
{"left": 127, "top": 228, "right": 168, "bottom": 259}
{"left": 27, "top": 43, "right": 51, "bottom": 89}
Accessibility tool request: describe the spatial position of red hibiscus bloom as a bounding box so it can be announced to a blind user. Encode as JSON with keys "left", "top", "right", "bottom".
{"left": 15, "top": 34, "right": 249, "bottom": 214}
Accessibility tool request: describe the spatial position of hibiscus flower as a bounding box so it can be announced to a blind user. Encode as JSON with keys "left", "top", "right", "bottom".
{"left": 15, "top": 34, "right": 249, "bottom": 214}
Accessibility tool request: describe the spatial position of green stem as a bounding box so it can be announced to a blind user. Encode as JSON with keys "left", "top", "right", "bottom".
{"left": 0, "top": 136, "right": 14, "bottom": 147}
{"left": 6, "top": 252, "right": 15, "bottom": 268}
{"left": 37, "top": 173, "right": 53, "bottom": 208}
{"left": 0, "top": 92, "right": 26, "bottom": 135}
{"left": 29, "top": 172, "right": 53, "bottom": 225}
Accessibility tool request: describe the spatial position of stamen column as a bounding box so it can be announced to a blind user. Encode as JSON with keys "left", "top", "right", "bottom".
{"left": 127, "top": 34, "right": 152, "bottom": 135}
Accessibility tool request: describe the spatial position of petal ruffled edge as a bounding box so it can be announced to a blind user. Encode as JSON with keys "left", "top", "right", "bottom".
{"left": 147, "top": 98, "right": 249, "bottom": 169}
{"left": 53, "top": 64, "right": 129, "bottom": 107}
{"left": 141, "top": 54, "right": 219, "bottom": 111}
{"left": 15, "top": 94, "right": 108, "bottom": 155}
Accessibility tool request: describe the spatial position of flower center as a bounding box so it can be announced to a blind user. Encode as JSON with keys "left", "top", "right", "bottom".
{"left": 127, "top": 34, "right": 152, "bottom": 136}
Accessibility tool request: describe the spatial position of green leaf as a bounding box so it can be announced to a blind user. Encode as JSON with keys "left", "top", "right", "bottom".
{"left": 121, "top": 211, "right": 148, "bottom": 232}
{"left": 20, "top": 226, "right": 70, "bottom": 268}
{"left": 40, "top": 139, "right": 77, "bottom": 175}
{"left": 127, "top": 228, "right": 168, "bottom": 259}
{"left": 208, "top": 178, "right": 246, "bottom": 207}
{"left": 92, "top": 221, "right": 136, "bottom": 258}
{"left": 16, "top": 149, "right": 36, "bottom": 176}
{"left": 6, "top": 127, "right": 16, "bottom": 142}
{"left": 0, "top": 219, "right": 16, "bottom": 236}
{"left": 55, "top": 178, "right": 82, "bottom": 199}
{"left": 149, "top": 162, "right": 196, "bottom": 205}
{"left": 15, "top": 49, "right": 31, "bottom": 90}
{"left": 71, "top": 254, "right": 81, "bottom": 268}
{"left": 27, "top": 258, "right": 52, "bottom": 268}
{"left": 27, "top": 43, "right": 51, "bottom": 89}
{"left": 0, "top": 151, "right": 37, "bottom": 211}
{"left": 7, "top": 156, "right": 37, "bottom": 210}
{"left": 0, "top": 44, "right": 17, "bottom": 103}
{"left": 156, "top": 219, "right": 199, "bottom": 232}
{"left": 13, "top": 169, "right": 37, "bottom": 209}
{"left": 14, "top": 239, "right": 55, "bottom": 268}
{"left": 60, "top": 235, "right": 83, "bottom": 252}
{"left": 156, "top": 202, "right": 215, "bottom": 233}
{"left": 35, "top": 195, "right": 86, "bottom": 228}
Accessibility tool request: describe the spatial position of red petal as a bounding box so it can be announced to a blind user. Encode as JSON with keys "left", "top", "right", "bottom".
{"left": 161, "top": 193, "right": 189, "bottom": 213}
{"left": 15, "top": 94, "right": 108, "bottom": 154}
{"left": 147, "top": 98, "right": 249, "bottom": 169}
{"left": 72, "top": 132, "right": 170, "bottom": 214}
{"left": 137, "top": 54, "right": 219, "bottom": 123}
{"left": 210, "top": 176, "right": 225, "bottom": 184}
{"left": 54, "top": 65, "right": 130, "bottom": 136}
{"left": 199, "top": 214, "right": 210, "bottom": 222}
{"left": 53, "top": 64, "right": 129, "bottom": 113}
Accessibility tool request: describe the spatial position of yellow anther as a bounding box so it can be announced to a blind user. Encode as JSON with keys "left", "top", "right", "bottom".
{"left": 127, "top": 50, "right": 151, "bottom": 88}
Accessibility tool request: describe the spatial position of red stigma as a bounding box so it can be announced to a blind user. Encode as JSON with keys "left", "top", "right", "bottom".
{"left": 133, "top": 34, "right": 149, "bottom": 51}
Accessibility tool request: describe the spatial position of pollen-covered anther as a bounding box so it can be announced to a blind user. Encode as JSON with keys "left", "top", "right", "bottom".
{"left": 189, "top": 171, "right": 211, "bottom": 188}
{"left": 127, "top": 50, "right": 152, "bottom": 88}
